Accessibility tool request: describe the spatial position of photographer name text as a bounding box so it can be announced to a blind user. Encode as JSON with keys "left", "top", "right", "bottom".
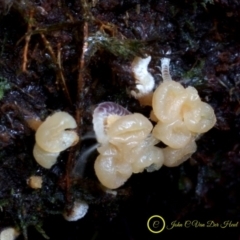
{"left": 166, "top": 220, "right": 238, "bottom": 230}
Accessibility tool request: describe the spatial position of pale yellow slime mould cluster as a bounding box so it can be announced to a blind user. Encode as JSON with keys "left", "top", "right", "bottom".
{"left": 93, "top": 57, "right": 216, "bottom": 189}
{"left": 93, "top": 102, "right": 164, "bottom": 189}
{"left": 33, "top": 111, "right": 79, "bottom": 169}
{"left": 152, "top": 58, "right": 216, "bottom": 166}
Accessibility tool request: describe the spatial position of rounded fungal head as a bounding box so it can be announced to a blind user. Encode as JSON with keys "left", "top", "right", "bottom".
{"left": 183, "top": 101, "right": 216, "bottom": 133}
{"left": 94, "top": 144, "right": 132, "bottom": 189}
{"left": 26, "top": 118, "right": 42, "bottom": 131}
{"left": 0, "top": 228, "right": 19, "bottom": 240}
{"left": 152, "top": 80, "right": 187, "bottom": 123}
{"left": 131, "top": 145, "right": 164, "bottom": 173}
{"left": 162, "top": 138, "right": 197, "bottom": 167}
{"left": 63, "top": 200, "right": 89, "bottom": 221}
{"left": 33, "top": 143, "right": 60, "bottom": 169}
{"left": 107, "top": 113, "right": 153, "bottom": 147}
{"left": 152, "top": 120, "right": 192, "bottom": 149}
{"left": 92, "top": 102, "right": 131, "bottom": 144}
{"left": 27, "top": 175, "right": 43, "bottom": 189}
{"left": 152, "top": 64, "right": 216, "bottom": 141}
{"left": 35, "top": 111, "right": 79, "bottom": 153}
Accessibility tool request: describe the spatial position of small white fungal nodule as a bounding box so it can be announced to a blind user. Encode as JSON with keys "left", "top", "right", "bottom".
{"left": 0, "top": 228, "right": 19, "bottom": 240}
{"left": 63, "top": 201, "right": 89, "bottom": 221}
{"left": 131, "top": 56, "right": 155, "bottom": 105}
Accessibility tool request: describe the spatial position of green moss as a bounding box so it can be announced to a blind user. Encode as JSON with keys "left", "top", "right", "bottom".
{"left": 201, "top": 0, "right": 214, "bottom": 9}
{"left": 0, "top": 199, "right": 9, "bottom": 210}
{"left": 86, "top": 32, "right": 145, "bottom": 60}
{"left": 34, "top": 224, "right": 50, "bottom": 239}
{"left": 182, "top": 59, "right": 205, "bottom": 87}
{"left": 0, "top": 77, "right": 10, "bottom": 100}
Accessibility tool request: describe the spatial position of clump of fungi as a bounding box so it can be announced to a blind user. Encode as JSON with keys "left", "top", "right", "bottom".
{"left": 92, "top": 57, "right": 216, "bottom": 189}
{"left": 31, "top": 58, "right": 216, "bottom": 191}
{"left": 33, "top": 111, "right": 79, "bottom": 169}
{"left": 92, "top": 102, "right": 165, "bottom": 189}
{"left": 152, "top": 58, "right": 216, "bottom": 166}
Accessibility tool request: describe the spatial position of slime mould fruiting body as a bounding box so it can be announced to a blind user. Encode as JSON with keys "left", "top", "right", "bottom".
{"left": 33, "top": 111, "right": 79, "bottom": 169}
{"left": 93, "top": 102, "right": 164, "bottom": 189}
{"left": 63, "top": 200, "right": 89, "bottom": 222}
{"left": 31, "top": 57, "right": 216, "bottom": 191}
{"left": 131, "top": 56, "right": 155, "bottom": 106}
{"left": 152, "top": 58, "right": 216, "bottom": 167}
{"left": 92, "top": 57, "right": 216, "bottom": 189}
{"left": 0, "top": 228, "right": 19, "bottom": 240}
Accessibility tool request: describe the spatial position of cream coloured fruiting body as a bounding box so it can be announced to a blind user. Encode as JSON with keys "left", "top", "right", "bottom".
{"left": 36, "top": 111, "right": 79, "bottom": 153}
{"left": 0, "top": 228, "right": 19, "bottom": 240}
{"left": 162, "top": 138, "right": 197, "bottom": 167}
{"left": 152, "top": 57, "right": 216, "bottom": 166}
{"left": 131, "top": 56, "right": 155, "bottom": 105}
{"left": 183, "top": 101, "right": 216, "bottom": 133}
{"left": 33, "top": 143, "right": 60, "bottom": 169}
{"left": 107, "top": 113, "right": 153, "bottom": 147}
{"left": 94, "top": 144, "right": 133, "bottom": 189}
{"left": 27, "top": 175, "right": 43, "bottom": 189}
{"left": 93, "top": 102, "right": 164, "bottom": 189}
{"left": 93, "top": 57, "right": 216, "bottom": 188}
{"left": 33, "top": 111, "right": 79, "bottom": 169}
{"left": 152, "top": 80, "right": 187, "bottom": 123}
{"left": 130, "top": 136, "right": 164, "bottom": 173}
{"left": 93, "top": 102, "right": 131, "bottom": 144}
{"left": 152, "top": 119, "right": 192, "bottom": 149}
{"left": 153, "top": 58, "right": 216, "bottom": 133}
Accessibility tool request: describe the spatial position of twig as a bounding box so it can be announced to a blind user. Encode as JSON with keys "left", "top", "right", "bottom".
{"left": 22, "top": 9, "right": 34, "bottom": 72}
{"left": 40, "top": 34, "right": 56, "bottom": 61}
{"left": 64, "top": 22, "right": 89, "bottom": 203}
{"left": 76, "top": 22, "right": 89, "bottom": 126}
{"left": 40, "top": 34, "right": 72, "bottom": 105}
{"left": 57, "top": 43, "right": 72, "bottom": 104}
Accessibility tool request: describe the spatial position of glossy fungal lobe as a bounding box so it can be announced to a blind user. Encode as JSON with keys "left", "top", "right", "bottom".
{"left": 33, "top": 111, "right": 79, "bottom": 169}
{"left": 163, "top": 138, "right": 197, "bottom": 167}
{"left": 151, "top": 57, "right": 216, "bottom": 166}
{"left": 94, "top": 144, "right": 133, "bottom": 189}
{"left": 36, "top": 111, "right": 79, "bottom": 153}
{"left": 33, "top": 143, "right": 60, "bottom": 169}
{"left": 107, "top": 113, "right": 153, "bottom": 147}
{"left": 152, "top": 119, "right": 192, "bottom": 149}
{"left": 93, "top": 102, "right": 163, "bottom": 189}
{"left": 0, "top": 228, "right": 19, "bottom": 240}
{"left": 92, "top": 102, "right": 131, "bottom": 144}
{"left": 152, "top": 58, "right": 216, "bottom": 135}
{"left": 152, "top": 80, "right": 187, "bottom": 123}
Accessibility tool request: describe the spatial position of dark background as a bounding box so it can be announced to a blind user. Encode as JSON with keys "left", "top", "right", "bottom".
{"left": 0, "top": 0, "right": 240, "bottom": 239}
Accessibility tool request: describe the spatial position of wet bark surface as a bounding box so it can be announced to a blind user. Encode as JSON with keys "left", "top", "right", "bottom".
{"left": 0, "top": 0, "right": 240, "bottom": 239}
